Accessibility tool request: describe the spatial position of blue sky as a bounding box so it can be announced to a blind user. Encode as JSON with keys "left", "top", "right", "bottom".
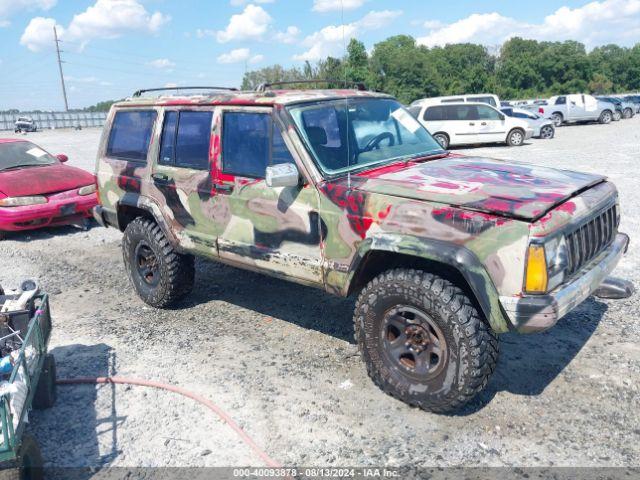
{"left": 1, "top": 0, "right": 639, "bottom": 110}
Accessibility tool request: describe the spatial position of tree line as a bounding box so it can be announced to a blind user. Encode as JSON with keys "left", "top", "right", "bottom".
{"left": 241, "top": 36, "right": 640, "bottom": 104}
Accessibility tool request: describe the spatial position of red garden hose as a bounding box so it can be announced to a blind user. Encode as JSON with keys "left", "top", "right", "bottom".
{"left": 57, "top": 376, "right": 282, "bottom": 469}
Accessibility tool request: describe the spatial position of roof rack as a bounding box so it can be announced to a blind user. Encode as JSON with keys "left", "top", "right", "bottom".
{"left": 255, "top": 80, "right": 366, "bottom": 93}
{"left": 132, "top": 86, "right": 238, "bottom": 98}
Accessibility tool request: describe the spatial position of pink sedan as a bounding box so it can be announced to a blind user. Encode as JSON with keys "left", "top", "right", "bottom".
{"left": 0, "top": 139, "right": 98, "bottom": 238}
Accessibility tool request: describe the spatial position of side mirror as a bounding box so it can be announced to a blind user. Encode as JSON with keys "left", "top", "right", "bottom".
{"left": 265, "top": 163, "right": 299, "bottom": 188}
{"left": 56, "top": 154, "right": 68, "bottom": 163}
{"left": 499, "top": 113, "right": 505, "bottom": 121}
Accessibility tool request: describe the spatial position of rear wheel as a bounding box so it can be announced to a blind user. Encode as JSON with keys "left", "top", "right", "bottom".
{"left": 599, "top": 110, "right": 612, "bottom": 124}
{"left": 507, "top": 128, "right": 525, "bottom": 146}
{"left": 433, "top": 133, "right": 449, "bottom": 149}
{"left": 623, "top": 108, "right": 633, "bottom": 119}
{"left": 354, "top": 269, "right": 498, "bottom": 413}
{"left": 551, "top": 112, "right": 563, "bottom": 127}
{"left": 539, "top": 125, "right": 555, "bottom": 139}
{"left": 122, "top": 217, "right": 195, "bottom": 308}
{"left": 613, "top": 110, "right": 621, "bottom": 122}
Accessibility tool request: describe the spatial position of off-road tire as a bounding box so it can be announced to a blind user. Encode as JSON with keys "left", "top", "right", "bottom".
{"left": 551, "top": 112, "right": 563, "bottom": 127}
{"left": 354, "top": 269, "right": 498, "bottom": 413}
{"left": 433, "top": 133, "right": 449, "bottom": 149}
{"left": 0, "top": 434, "right": 44, "bottom": 480}
{"left": 599, "top": 110, "right": 612, "bottom": 124}
{"left": 33, "top": 354, "right": 56, "bottom": 410}
{"left": 507, "top": 128, "right": 525, "bottom": 146}
{"left": 122, "top": 217, "right": 194, "bottom": 308}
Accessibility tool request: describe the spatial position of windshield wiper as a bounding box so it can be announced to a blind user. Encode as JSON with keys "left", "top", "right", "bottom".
{"left": 0, "top": 163, "right": 49, "bottom": 171}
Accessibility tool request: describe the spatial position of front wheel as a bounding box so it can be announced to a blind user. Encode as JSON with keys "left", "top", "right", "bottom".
{"left": 354, "top": 269, "right": 498, "bottom": 413}
{"left": 433, "top": 133, "right": 449, "bottom": 149}
{"left": 599, "top": 110, "right": 612, "bottom": 124}
{"left": 507, "top": 128, "right": 525, "bottom": 146}
{"left": 613, "top": 110, "right": 621, "bottom": 122}
{"left": 539, "top": 125, "right": 555, "bottom": 139}
{"left": 551, "top": 112, "right": 563, "bottom": 127}
{"left": 623, "top": 108, "right": 633, "bottom": 119}
{"left": 122, "top": 217, "right": 195, "bottom": 308}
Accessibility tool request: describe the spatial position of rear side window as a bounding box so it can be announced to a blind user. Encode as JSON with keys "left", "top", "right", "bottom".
{"left": 447, "top": 105, "right": 479, "bottom": 121}
{"left": 159, "top": 111, "right": 213, "bottom": 170}
{"left": 107, "top": 110, "right": 156, "bottom": 162}
{"left": 471, "top": 96, "right": 496, "bottom": 107}
{"left": 222, "top": 112, "right": 292, "bottom": 178}
{"left": 424, "top": 106, "right": 446, "bottom": 121}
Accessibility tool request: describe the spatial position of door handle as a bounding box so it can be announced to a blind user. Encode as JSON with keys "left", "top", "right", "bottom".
{"left": 469, "top": 122, "right": 475, "bottom": 126}
{"left": 215, "top": 183, "right": 234, "bottom": 193}
{"left": 481, "top": 122, "right": 487, "bottom": 126}
{"left": 152, "top": 173, "right": 169, "bottom": 183}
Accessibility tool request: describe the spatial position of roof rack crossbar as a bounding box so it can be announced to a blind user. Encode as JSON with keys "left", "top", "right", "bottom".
{"left": 132, "top": 86, "right": 238, "bottom": 97}
{"left": 256, "top": 80, "right": 366, "bottom": 93}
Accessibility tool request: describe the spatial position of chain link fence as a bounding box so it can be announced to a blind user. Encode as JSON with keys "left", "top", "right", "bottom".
{"left": 0, "top": 112, "right": 107, "bottom": 131}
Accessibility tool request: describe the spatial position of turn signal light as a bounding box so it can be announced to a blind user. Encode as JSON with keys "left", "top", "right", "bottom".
{"left": 525, "top": 244, "right": 548, "bottom": 294}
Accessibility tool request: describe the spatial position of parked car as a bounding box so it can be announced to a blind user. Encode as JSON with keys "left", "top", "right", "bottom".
{"left": 500, "top": 106, "right": 555, "bottom": 139}
{"left": 598, "top": 96, "right": 634, "bottom": 119}
{"left": 14, "top": 117, "right": 37, "bottom": 133}
{"left": 0, "top": 139, "right": 98, "bottom": 238}
{"left": 622, "top": 95, "right": 640, "bottom": 113}
{"left": 538, "top": 94, "right": 616, "bottom": 126}
{"left": 595, "top": 97, "right": 623, "bottom": 121}
{"left": 93, "top": 85, "right": 630, "bottom": 412}
{"left": 411, "top": 93, "right": 501, "bottom": 108}
{"left": 413, "top": 102, "right": 534, "bottom": 148}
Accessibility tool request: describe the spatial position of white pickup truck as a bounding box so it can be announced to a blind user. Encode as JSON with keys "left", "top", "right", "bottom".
{"left": 538, "top": 94, "right": 616, "bottom": 126}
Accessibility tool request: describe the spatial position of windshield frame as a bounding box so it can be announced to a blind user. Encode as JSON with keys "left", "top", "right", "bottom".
{"left": 285, "top": 97, "right": 446, "bottom": 179}
{"left": 0, "top": 140, "right": 58, "bottom": 172}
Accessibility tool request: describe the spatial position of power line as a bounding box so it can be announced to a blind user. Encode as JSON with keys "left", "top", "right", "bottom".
{"left": 54, "top": 26, "right": 69, "bottom": 111}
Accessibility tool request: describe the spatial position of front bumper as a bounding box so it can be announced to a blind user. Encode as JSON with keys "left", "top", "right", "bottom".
{"left": 500, "top": 233, "right": 630, "bottom": 333}
{"left": 0, "top": 191, "right": 98, "bottom": 232}
{"left": 524, "top": 128, "right": 534, "bottom": 140}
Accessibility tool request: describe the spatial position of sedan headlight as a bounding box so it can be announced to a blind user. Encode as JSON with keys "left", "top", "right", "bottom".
{"left": 78, "top": 184, "right": 96, "bottom": 196}
{"left": 524, "top": 236, "right": 569, "bottom": 294}
{"left": 0, "top": 196, "right": 47, "bottom": 207}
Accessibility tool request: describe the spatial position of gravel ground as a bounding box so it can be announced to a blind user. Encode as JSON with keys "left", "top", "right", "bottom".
{"left": 1, "top": 118, "right": 639, "bottom": 473}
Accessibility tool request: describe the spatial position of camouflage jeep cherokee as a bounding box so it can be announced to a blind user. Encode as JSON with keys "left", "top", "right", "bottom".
{"left": 94, "top": 85, "right": 631, "bottom": 413}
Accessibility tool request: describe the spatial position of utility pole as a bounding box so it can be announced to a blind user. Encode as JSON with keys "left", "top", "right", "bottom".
{"left": 53, "top": 26, "right": 69, "bottom": 111}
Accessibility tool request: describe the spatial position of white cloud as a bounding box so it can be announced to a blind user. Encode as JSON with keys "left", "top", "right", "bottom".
{"left": 0, "top": 0, "right": 56, "bottom": 25}
{"left": 216, "top": 4, "right": 272, "bottom": 43}
{"left": 20, "top": 0, "right": 170, "bottom": 52}
{"left": 417, "top": 0, "right": 640, "bottom": 48}
{"left": 230, "top": 0, "right": 274, "bottom": 5}
{"left": 294, "top": 9, "right": 402, "bottom": 61}
{"left": 274, "top": 25, "right": 300, "bottom": 44}
{"left": 147, "top": 58, "right": 175, "bottom": 69}
{"left": 217, "top": 48, "right": 263, "bottom": 64}
{"left": 312, "top": 0, "right": 366, "bottom": 13}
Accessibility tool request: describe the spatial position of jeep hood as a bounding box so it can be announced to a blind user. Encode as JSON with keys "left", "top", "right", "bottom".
{"left": 354, "top": 157, "right": 605, "bottom": 221}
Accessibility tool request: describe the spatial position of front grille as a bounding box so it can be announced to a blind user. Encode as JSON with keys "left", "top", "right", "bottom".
{"left": 565, "top": 204, "right": 618, "bottom": 277}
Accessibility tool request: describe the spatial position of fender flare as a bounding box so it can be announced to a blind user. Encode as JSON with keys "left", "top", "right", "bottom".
{"left": 347, "top": 234, "right": 512, "bottom": 333}
{"left": 116, "top": 194, "right": 182, "bottom": 249}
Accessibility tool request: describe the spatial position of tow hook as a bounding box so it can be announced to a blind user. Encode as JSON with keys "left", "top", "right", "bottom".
{"left": 594, "top": 276, "right": 635, "bottom": 299}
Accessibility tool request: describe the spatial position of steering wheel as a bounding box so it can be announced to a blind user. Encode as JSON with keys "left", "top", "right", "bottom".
{"left": 361, "top": 132, "right": 395, "bottom": 153}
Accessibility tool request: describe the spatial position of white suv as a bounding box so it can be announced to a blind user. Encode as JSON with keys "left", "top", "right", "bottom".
{"left": 411, "top": 102, "right": 534, "bottom": 149}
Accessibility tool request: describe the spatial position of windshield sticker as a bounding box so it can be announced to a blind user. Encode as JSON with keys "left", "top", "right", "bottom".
{"left": 26, "top": 147, "right": 47, "bottom": 158}
{"left": 391, "top": 108, "right": 421, "bottom": 133}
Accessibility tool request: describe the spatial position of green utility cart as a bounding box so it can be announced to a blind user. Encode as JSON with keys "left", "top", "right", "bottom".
{"left": 0, "top": 291, "right": 56, "bottom": 480}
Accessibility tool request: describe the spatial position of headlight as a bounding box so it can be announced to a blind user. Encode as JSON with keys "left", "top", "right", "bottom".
{"left": 0, "top": 196, "right": 47, "bottom": 207}
{"left": 78, "top": 184, "right": 96, "bottom": 196}
{"left": 524, "top": 236, "right": 569, "bottom": 294}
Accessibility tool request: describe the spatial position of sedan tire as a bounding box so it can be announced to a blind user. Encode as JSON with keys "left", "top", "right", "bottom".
{"left": 539, "top": 125, "right": 555, "bottom": 139}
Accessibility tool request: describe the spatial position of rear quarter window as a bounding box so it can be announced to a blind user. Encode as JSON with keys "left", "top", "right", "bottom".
{"left": 423, "top": 106, "right": 445, "bottom": 121}
{"left": 107, "top": 110, "right": 157, "bottom": 162}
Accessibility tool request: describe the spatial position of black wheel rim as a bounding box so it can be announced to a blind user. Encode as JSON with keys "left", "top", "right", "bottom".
{"left": 134, "top": 242, "right": 160, "bottom": 287}
{"left": 381, "top": 305, "right": 447, "bottom": 380}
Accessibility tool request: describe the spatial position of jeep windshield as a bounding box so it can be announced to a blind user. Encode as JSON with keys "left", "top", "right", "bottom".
{"left": 0, "top": 141, "right": 56, "bottom": 171}
{"left": 288, "top": 98, "right": 444, "bottom": 176}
